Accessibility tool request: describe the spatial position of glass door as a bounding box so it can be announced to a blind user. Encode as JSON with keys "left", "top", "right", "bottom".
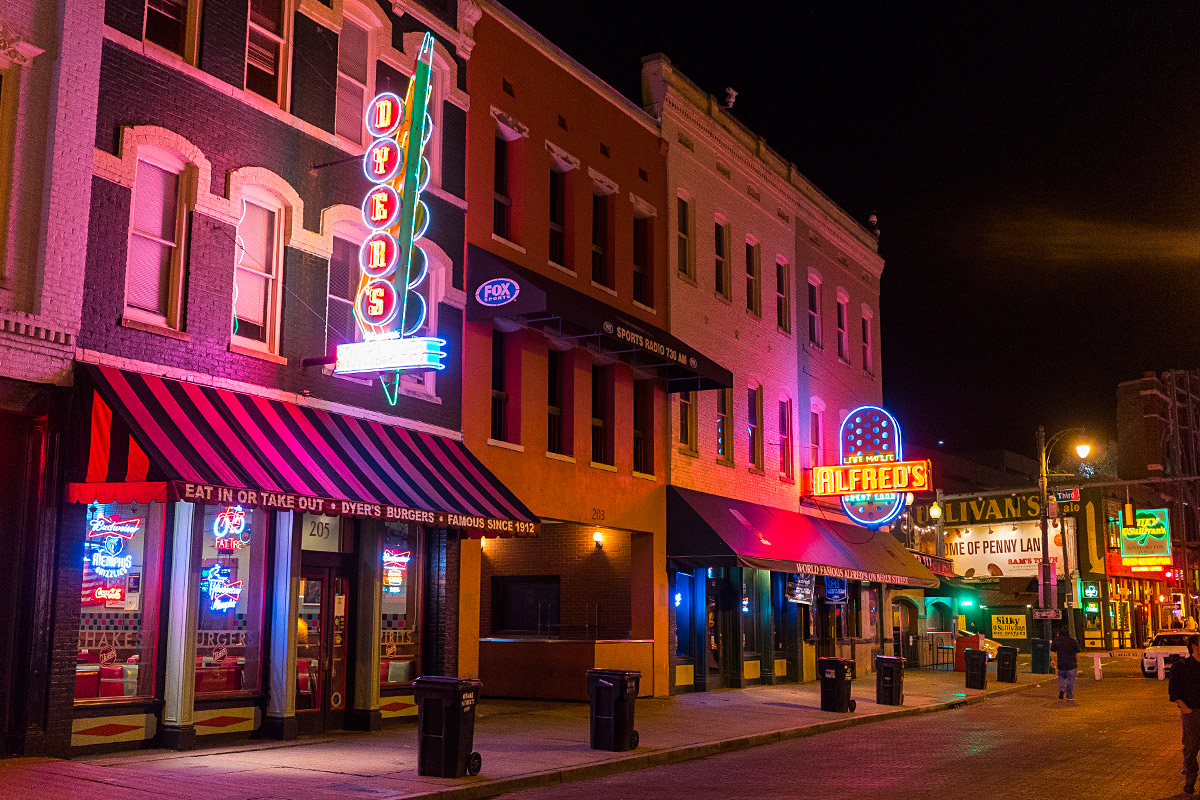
{"left": 297, "top": 569, "right": 350, "bottom": 733}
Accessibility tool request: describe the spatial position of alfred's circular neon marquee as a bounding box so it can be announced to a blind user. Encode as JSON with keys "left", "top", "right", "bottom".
{"left": 809, "top": 405, "right": 931, "bottom": 529}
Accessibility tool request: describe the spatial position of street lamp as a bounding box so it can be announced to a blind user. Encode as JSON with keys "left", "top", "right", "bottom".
{"left": 1037, "top": 425, "right": 1091, "bottom": 642}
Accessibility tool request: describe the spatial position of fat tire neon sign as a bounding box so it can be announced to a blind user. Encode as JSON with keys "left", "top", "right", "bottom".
{"left": 334, "top": 33, "right": 447, "bottom": 404}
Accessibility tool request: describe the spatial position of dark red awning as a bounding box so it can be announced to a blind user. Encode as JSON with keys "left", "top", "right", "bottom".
{"left": 67, "top": 365, "right": 538, "bottom": 536}
{"left": 667, "top": 486, "right": 937, "bottom": 588}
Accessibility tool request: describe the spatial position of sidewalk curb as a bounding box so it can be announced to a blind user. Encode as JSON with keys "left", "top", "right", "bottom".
{"left": 406, "top": 680, "right": 1042, "bottom": 800}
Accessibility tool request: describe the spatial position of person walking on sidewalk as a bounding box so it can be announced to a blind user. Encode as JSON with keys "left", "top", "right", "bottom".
{"left": 1169, "top": 634, "right": 1200, "bottom": 795}
{"left": 1050, "top": 626, "right": 1080, "bottom": 701}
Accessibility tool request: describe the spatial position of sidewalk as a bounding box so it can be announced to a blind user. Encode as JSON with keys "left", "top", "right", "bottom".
{"left": 1, "top": 664, "right": 1043, "bottom": 800}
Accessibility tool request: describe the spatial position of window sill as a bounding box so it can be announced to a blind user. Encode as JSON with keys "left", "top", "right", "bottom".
{"left": 676, "top": 271, "right": 697, "bottom": 286}
{"left": 747, "top": 466, "right": 765, "bottom": 476}
{"left": 838, "top": 356, "right": 851, "bottom": 367}
{"left": 545, "top": 450, "right": 576, "bottom": 463}
{"left": 230, "top": 341, "right": 288, "bottom": 365}
{"left": 863, "top": 371, "right": 876, "bottom": 380}
{"left": 631, "top": 300, "right": 657, "bottom": 315}
{"left": 589, "top": 280, "right": 618, "bottom": 297}
{"left": 777, "top": 326, "right": 793, "bottom": 337}
{"left": 632, "top": 470, "right": 656, "bottom": 481}
{"left": 713, "top": 292, "right": 732, "bottom": 305}
{"left": 486, "top": 438, "right": 525, "bottom": 452}
{"left": 677, "top": 446, "right": 699, "bottom": 458}
{"left": 491, "top": 233, "right": 526, "bottom": 254}
{"left": 779, "top": 475, "right": 796, "bottom": 485}
{"left": 121, "top": 315, "right": 190, "bottom": 341}
{"left": 549, "top": 261, "right": 576, "bottom": 277}
{"left": 746, "top": 309, "right": 762, "bottom": 319}
{"left": 589, "top": 461, "right": 617, "bottom": 473}
{"left": 715, "top": 457, "right": 735, "bottom": 468}
{"left": 806, "top": 341, "right": 824, "bottom": 354}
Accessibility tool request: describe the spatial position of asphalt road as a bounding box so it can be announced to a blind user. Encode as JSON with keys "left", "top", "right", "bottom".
{"left": 494, "top": 657, "right": 1187, "bottom": 800}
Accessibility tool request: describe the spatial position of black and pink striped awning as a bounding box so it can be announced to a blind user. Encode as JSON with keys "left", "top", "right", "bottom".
{"left": 67, "top": 365, "right": 537, "bottom": 536}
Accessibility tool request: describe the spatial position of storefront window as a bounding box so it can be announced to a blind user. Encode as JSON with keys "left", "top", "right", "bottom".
{"left": 675, "top": 571, "right": 695, "bottom": 659}
{"left": 76, "top": 502, "right": 164, "bottom": 702}
{"left": 380, "top": 521, "right": 421, "bottom": 687}
{"left": 741, "top": 572, "right": 758, "bottom": 654}
{"left": 194, "top": 504, "right": 268, "bottom": 694}
{"left": 860, "top": 586, "right": 879, "bottom": 642}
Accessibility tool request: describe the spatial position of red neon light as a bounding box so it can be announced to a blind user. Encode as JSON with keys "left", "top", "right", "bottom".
{"left": 356, "top": 279, "right": 400, "bottom": 327}
{"left": 810, "top": 460, "right": 931, "bottom": 496}
{"left": 214, "top": 537, "right": 246, "bottom": 552}
{"left": 93, "top": 585, "right": 125, "bottom": 602}
{"left": 88, "top": 515, "right": 142, "bottom": 540}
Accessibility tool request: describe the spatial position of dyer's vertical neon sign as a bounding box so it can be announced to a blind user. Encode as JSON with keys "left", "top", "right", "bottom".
{"left": 334, "top": 32, "right": 447, "bottom": 404}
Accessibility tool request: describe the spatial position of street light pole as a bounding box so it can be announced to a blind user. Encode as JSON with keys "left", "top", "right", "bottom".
{"left": 1037, "top": 425, "right": 1052, "bottom": 642}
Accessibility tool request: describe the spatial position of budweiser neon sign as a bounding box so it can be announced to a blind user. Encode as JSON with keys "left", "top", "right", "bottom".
{"left": 383, "top": 548, "right": 410, "bottom": 591}
{"left": 87, "top": 514, "right": 140, "bottom": 579}
{"left": 200, "top": 562, "right": 243, "bottom": 612}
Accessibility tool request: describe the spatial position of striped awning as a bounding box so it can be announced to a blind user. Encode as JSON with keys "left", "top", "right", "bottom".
{"left": 67, "top": 364, "right": 537, "bottom": 536}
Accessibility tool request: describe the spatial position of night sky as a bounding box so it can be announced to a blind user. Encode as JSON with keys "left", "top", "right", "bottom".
{"left": 498, "top": 1, "right": 1200, "bottom": 459}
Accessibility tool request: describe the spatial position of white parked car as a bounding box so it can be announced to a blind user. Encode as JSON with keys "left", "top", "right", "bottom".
{"left": 1142, "top": 631, "right": 1198, "bottom": 678}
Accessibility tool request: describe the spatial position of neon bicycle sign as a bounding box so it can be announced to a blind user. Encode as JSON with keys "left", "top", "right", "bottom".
{"left": 212, "top": 505, "right": 251, "bottom": 551}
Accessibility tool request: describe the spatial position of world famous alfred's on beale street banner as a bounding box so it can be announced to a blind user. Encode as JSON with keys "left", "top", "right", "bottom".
{"left": 808, "top": 406, "right": 932, "bottom": 529}
{"left": 332, "top": 32, "right": 446, "bottom": 405}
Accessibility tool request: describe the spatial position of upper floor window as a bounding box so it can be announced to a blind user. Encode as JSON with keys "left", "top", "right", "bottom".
{"left": 335, "top": 19, "right": 370, "bottom": 143}
{"left": 862, "top": 309, "right": 875, "bottom": 375}
{"left": 633, "top": 214, "right": 653, "bottom": 307}
{"left": 326, "top": 235, "right": 359, "bottom": 352}
{"left": 779, "top": 398, "right": 794, "bottom": 479}
{"left": 676, "top": 195, "right": 693, "bottom": 279}
{"left": 807, "top": 277, "right": 822, "bottom": 347}
{"left": 126, "top": 155, "right": 188, "bottom": 329}
{"left": 716, "top": 388, "right": 732, "bottom": 463}
{"left": 591, "top": 191, "right": 613, "bottom": 289}
{"left": 714, "top": 219, "right": 730, "bottom": 299}
{"left": 547, "top": 348, "right": 572, "bottom": 456}
{"left": 233, "top": 191, "right": 284, "bottom": 351}
{"left": 549, "top": 169, "right": 567, "bottom": 267}
{"left": 491, "top": 330, "right": 512, "bottom": 442}
{"left": 591, "top": 364, "right": 614, "bottom": 466}
{"left": 776, "top": 259, "right": 790, "bottom": 333}
{"left": 745, "top": 240, "right": 760, "bottom": 316}
{"left": 145, "top": 0, "right": 191, "bottom": 57}
{"left": 678, "top": 391, "right": 697, "bottom": 452}
{"left": 633, "top": 380, "right": 653, "bottom": 475}
{"left": 747, "top": 385, "right": 763, "bottom": 470}
{"left": 246, "top": 0, "right": 287, "bottom": 104}
{"left": 836, "top": 294, "right": 849, "bottom": 361}
{"left": 493, "top": 134, "right": 512, "bottom": 240}
{"left": 809, "top": 406, "right": 823, "bottom": 468}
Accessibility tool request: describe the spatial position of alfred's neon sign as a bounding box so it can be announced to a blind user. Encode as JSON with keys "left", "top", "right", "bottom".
{"left": 810, "top": 406, "right": 926, "bottom": 529}
{"left": 334, "top": 32, "right": 446, "bottom": 403}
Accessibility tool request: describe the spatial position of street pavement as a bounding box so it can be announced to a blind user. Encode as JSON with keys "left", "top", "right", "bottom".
{"left": 0, "top": 655, "right": 1170, "bottom": 800}
{"left": 499, "top": 655, "right": 1186, "bottom": 800}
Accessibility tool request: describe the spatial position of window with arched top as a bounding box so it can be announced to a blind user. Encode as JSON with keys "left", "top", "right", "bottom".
{"left": 233, "top": 187, "right": 286, "bottom": 353}
{"left": 125, "top": 146, "right": 194, "bottom": 331}
{"left": 809, "top": 397, "right": 827, "bottom": 468}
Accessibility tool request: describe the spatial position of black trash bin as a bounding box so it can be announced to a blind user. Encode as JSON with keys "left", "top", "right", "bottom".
{"left": 586, "top": 669, "right": 640, "bottom": 751}
{"left": 817, "top": 656, "right": 856, "bottom": 712}
{"left": 1031, "top": 638, "right": 1051, "bottom": 674}
{"left": 964, "top": 648, "right": 988, "bottom": 690}
{"left": 413, "top": 676, "right": 483, "bottom": 777}
{"left": 996, "top": 646, "right": 1019, "bottom": 683}
{"left": 875, "top": 655, "right": 904, "bottom": 705}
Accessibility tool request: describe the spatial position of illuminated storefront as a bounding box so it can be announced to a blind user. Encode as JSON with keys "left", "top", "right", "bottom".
{"left": 63, "top": 365, "right": 535, "bottom": 749}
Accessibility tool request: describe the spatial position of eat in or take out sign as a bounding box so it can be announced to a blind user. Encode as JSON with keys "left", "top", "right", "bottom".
{"left": 808, "top": 405, "right": 932, "bottom": 528}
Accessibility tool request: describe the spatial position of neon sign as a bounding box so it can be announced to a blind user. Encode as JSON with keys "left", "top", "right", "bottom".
{"left": 200, "top": 562, "right": 244, "bottom": 612}
{"left": 93, "top": 586, "right": 125, "bottom": 602}
{"left": 818, "top": 406, "right": 922, "bottom": 529}
{"left": 87, "top": 514, "right": 140, "bottom": 579}
{"left": 1121, "top": 508, "right": 1171, "bottom": 558}
{"left": 383, "top": 548, "right": 410, "bottom": 593}
{"left": 212, "top": 505, "right": 250, "bottom": 551}
{"left": 334, "top": 33, "right": 446, "bottom": 404}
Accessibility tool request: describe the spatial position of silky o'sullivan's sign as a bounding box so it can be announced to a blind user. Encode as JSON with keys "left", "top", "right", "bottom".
{"left": 1121, "top": 507, "right": 1171, "bottom": 559}
{"left": 808, "top": 405, "right": 931, "bottom": 528}
{"left": 991, "top": 614, "right": 1027, "bottom": 639}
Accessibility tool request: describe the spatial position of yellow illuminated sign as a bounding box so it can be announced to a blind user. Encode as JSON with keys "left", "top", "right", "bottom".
{"left": 810, "top": 459, "right": 932, "bottom": 496}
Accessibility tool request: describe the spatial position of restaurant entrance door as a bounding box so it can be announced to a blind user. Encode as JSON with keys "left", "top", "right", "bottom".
{"left": 296, "top": 566, "right": 353, "bottom": 734}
